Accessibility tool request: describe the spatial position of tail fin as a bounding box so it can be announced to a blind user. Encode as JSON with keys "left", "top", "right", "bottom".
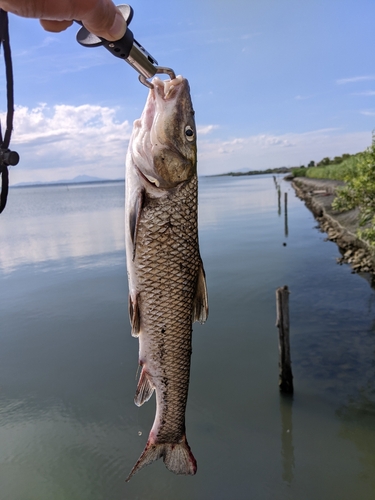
{"left": 126, "top": 436, "right": 197, "bottom": 482}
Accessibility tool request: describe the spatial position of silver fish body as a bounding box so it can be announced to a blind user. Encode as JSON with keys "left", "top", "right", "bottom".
{"left": 125, "top": 76, "right": 208, "bottom": 480}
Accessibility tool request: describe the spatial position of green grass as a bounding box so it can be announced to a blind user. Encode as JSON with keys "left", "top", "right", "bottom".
{"left": 293, "top": 155, "right": 359, "bottom": 180}
{"left": 294, "top": 144, "right": 375, "bottom": 246}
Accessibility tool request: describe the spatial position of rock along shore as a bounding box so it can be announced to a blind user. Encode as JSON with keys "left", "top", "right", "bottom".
{"left": 291, "top": 177, "right": 375, "bottom": 277}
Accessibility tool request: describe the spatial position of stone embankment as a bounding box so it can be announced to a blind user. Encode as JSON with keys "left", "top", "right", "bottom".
{"left": 291, "top": 177, "right": 375, "bottom": 276}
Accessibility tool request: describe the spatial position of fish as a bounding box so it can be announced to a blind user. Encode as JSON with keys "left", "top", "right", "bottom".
{"left": 125, "top": 75, "right": 208, "bottom": 481}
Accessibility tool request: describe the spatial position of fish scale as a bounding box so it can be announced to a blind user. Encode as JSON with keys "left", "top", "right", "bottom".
{"left": 125, "top": 76, "right": 208, "bottom": 480}
{"left": 131, "top": 177, "right": 200, "bottom": 468}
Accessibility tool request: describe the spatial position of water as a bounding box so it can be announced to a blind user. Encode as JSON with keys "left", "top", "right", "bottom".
{"left": 1, "top": 176, "right": 375, "bottom": 499}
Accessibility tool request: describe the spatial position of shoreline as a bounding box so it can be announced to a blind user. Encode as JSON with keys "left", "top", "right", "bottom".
{"left": 291, "top": 177, "right": 375, "bottom": 279}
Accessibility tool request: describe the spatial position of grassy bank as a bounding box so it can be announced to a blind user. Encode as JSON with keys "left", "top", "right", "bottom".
{"left": 293, "top": 144, "right": 375, "bottom": 245}
{"left": 292, "top": 154, "right": 359, "bottom": 180}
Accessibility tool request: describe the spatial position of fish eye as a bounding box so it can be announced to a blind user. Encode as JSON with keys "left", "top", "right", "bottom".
{"left": 185, "top": 125, "right": 195, "bottom": 141}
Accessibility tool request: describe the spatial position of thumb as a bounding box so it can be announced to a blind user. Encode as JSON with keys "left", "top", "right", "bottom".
{"left": 83, "top": 4, "right": 127, "bottom": 41}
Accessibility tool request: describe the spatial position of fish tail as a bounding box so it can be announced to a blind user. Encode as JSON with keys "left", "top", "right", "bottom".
{"left": 126, "top": 435, "right": 197, "bottom": 481}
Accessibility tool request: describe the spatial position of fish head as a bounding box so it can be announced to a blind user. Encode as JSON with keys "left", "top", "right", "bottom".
{"left": 131, "top": 75, "right": 197, "bottom": 191}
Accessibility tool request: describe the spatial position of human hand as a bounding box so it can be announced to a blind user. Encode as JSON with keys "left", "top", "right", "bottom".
{"left": 0, "top": 0, "right": 127, "bottom": 41}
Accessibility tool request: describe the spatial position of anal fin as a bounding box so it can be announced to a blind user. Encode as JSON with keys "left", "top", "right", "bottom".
{"left": 134, "top": 367, "right": 154, "bottom": 406}
{"left": 192, "top": 263, "right": 208, "bottom": 324}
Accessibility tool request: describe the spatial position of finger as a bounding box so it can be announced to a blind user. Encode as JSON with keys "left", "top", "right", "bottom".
{"left": 83, "top": 4, "right": 126, "bottom": 41}
{"left": 40, "top": 19, "right": 73, "bottom": 33}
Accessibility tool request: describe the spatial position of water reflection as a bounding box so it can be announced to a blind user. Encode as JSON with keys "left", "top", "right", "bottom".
{"left": 2, "top": 176, "right": 375, "bottom": 498}
{"left": 337, "top": 386, "right": 375, "bottom": 492}
{"left": 0, "top": 395, "right": 129, "bottom": 500}
{"left": 1, "top": 183, "right": 125, "bottom": 272}
{"left": 279, "top": 395, "right": 295, "bottom": 485}
{"left": 284, "top": 192, "right": 289, "bottom": 237}
{"left": 198, "top": 175, "right": 282, "bottom": 230}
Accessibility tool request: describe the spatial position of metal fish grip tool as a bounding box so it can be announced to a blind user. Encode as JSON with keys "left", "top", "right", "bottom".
{"left": 76, "top": 4, "right": 175, "bottom": 89}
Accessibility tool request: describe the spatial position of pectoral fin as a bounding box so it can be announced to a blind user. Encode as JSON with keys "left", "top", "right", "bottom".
{"left": 128, "top": 189, "right": 145, "bottom": 260}
{"left": 192, "top": 263, "right": 208, "bottom": 324}
{"left": 128, "top": 293, "right": 140, "bottom": 337}
{"left": 134, "top": 367, "right": 154, "bottom": 406}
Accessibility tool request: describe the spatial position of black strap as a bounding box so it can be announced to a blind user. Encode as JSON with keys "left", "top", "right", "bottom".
{"left": 0, "top": 161, "right": 8, "bottom": 210}
{"left": 0, "top": 9, "right": 15, "bottom": 214}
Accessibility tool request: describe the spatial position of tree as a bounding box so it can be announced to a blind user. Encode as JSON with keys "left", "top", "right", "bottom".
{"left": 318, "top": 157, "right": 331, "bottom": 166}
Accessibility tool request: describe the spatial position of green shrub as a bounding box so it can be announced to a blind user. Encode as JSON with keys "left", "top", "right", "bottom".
{"left": 332, "top": 144, "right": 375, "bottom": 245}
{"left": 304, "top": 156, "right": 359, "bottom": 180}
{"left": 292, "top": 153, "right": 360, "bottom": 181}
{"left": 291, "top": 145, "right": 375, "bottom": 245}
{"left": 292, "top": 168, "right": 307, "bottom": 177}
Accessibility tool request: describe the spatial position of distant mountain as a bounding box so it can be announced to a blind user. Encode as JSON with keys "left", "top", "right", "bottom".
{"left": 13, "top": 175, "right": 124, "bottom": 187}
{"left": 70, "top": 175, "right": 104, "bottom": 183}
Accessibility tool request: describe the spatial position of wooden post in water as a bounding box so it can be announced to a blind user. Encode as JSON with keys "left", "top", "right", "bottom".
{"left": 284, "top": 192, "right": 288, "bottom": 236}
{"left": 277, "top": 186, "right": 281, "bottom": 215}
{"left": 276, "top": 286, "right": 294, "bottom": 394}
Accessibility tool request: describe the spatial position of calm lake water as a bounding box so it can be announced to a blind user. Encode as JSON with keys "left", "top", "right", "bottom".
{"left": 1, "top": 175, "right": 375, "bottom": 500}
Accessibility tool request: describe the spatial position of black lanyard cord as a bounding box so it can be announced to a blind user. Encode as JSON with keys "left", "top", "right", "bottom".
{"left": 0, "top": 9, "right": 19, "bottom": 214}
{"left": 0, "top": 156, "right": 8, "bottom": 211}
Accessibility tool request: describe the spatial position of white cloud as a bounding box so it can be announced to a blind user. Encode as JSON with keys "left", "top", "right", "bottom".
{"left": 14, "top": 36, "right": 60, "bottom": 58}
{"left": 197, "top": 124, "right": 219, "bottom": 135}
{"left": 336, "top": 76, "right": 375, "bottom": 85}
{"left": 6, "top": 104, "right": 130, "bottom": 184}
{"left": 352, "top": 91, "right": 375, "bottom": 96}
{"left": 214, "top": 134, "right": 294, "bottom": 151}
{"left": 295, "top": 94, "right": 314, "bottom": 100}
{"left": 5, "top": 104, "right": 372, "bottom": 183}
{"left": 241, "top": 33, "right": 261, "bottom": 40}
{"left": 197, "top": 129, "right": 371, "bottom": 175}
{"left": 360, "top": 110, "right": 375, "bottom": 116}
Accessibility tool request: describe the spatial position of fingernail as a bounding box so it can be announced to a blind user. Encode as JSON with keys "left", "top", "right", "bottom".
{"left": 107, "top": 11, "right": 127, "bottom": 40}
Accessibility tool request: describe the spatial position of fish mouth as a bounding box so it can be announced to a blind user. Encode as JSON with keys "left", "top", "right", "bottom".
{"left": 131, "top": 74, "right": 194, "bottom": 191}
{"left": 152, "top": 75, "right": 185, "bottom": 101}
{"left": 135, "top": 75, "right": 186, "bottom": 149}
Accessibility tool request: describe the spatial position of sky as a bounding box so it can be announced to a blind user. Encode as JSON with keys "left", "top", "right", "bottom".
{"left": 2, "top": 0, "right": 375, "bottom": 184}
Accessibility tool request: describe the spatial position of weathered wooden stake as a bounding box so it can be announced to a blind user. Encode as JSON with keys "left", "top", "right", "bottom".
{"left": 277, "top": 186, "right": 281, "bottom": 215}
{"left": 284, "top": 192, "right": 288, "bottom": 236}
{"left": 276, "top": 286, "right": 294, "bottom": 394}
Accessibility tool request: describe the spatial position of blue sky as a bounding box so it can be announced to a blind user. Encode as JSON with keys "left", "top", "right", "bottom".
{"left": 3, "top": 0, "right": 375, "bottom": 183}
